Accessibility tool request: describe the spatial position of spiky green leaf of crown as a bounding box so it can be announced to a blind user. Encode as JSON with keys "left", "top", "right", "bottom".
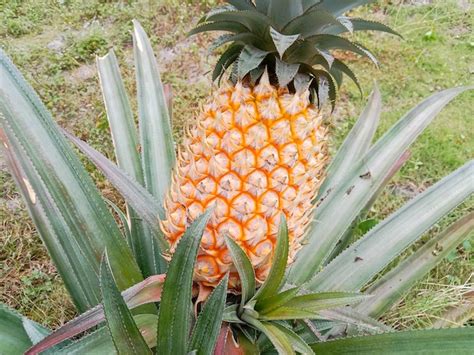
{"left": 190, "top": 0, "right": 400, "bottom": 107}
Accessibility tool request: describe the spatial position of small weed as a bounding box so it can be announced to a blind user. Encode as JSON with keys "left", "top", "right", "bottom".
{"left": 69, "top": 32, "right": 109, "bottom": 62}
{"left": 21, "top": 270, "right": 53, "bottom": 298}
{"left": 50, "top": 54, "right": 79, "bottom": 72}
{"left": 423, "top": 30, "right": 438, "bottom": 41}
{"left": 5, "top": 18, "right": 34, "bottom": 37}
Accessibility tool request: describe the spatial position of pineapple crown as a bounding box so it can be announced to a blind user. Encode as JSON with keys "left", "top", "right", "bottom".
{"left": 190, "top": 0, "right": 400, "bottom": 107}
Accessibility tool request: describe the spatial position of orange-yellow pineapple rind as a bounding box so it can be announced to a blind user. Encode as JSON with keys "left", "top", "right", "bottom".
{"left": 161, "top": 74, "right": 328, "bottom": 291}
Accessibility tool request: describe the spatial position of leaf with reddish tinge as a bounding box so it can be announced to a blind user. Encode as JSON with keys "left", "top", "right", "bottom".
{"left": 25, "top": 275, "right": 165, "bottom": 355}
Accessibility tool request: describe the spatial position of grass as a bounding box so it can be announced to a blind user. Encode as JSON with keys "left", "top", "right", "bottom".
{"left": 0, "top": 0, "right": 472, "bottom": 330}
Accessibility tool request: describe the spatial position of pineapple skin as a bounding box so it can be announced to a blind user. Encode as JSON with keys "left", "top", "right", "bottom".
{"left": 161, "top": 75, "right": 328, "bottom": 290}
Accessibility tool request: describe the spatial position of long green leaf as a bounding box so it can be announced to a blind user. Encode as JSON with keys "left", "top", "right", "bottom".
{"left": 350, "top": 18, "right": 402, "bottom": 37}
{"left": 254, "top": 215, "right": 289, "bottom": 302}
{"left": 279, "top": 292, "right": 369, "bottom": 311}
{"left": 198, "top": 5, "right": 236, "bottom": 24}
{"left": 0, "top": 49, "right": 143, "bottom": 311}
{"left": 225, "top": 235, "right": 256, "bottom": 309}
{"left": 100, "top": 253, "right": 151, "bottom": 354}
{"left": 205, "top": 10, "right": 270, "bottom": 36}
{"left": 284, "top": 38, "right": 322, "bottom": 65}
{"left": 288, "top": 86, "right": 472, "bottom": 285}
{"left": 310, "top": 328, "right": 474, "bottom": 354}
{"left": 308, "top": 161, "right": 473, "bottom": 292}
{"left": 222, "top": 304, "right": 243, "bottom": 324}
{"left": 260, "top": 292, "right": 370, "bottom": 320}
{"left": 133, "top": 20, "right": 175, "bottom": 213}
{"left": 0, "top": 304, "right": 67, "bottom": 355}
{"left": 213, "top": 44, "right": 243, "bottom": 83}
{"left": 283, "top": 9, "right": 341, "bottom": 37}
{"left": 97, "top": 49, "right": 166, "bottom": 276}
{"left": 275, "top": 59, "right": 300, "bottom": 87}
{"left": 237, "top": 45, "right": 269, "bottom": 78}
{"left": 308, "top": 34, "right": 378, "bottom": 66}
{"left": 22, "top": 319, "right": 51, "bottom": 347}
{"left": 268, "top": 0, "right": 303, "bottom": 29}
{"left": 324, "top": 17, "right": 401, "bottom": 37}
{"left": 270, "top": 322, "right": 315, "bottom": 355}
{"left": 356, "top": 212, "right": 474, "bottom": 317}
{"left": 1, "top": 137, "right": 100, "bottom": 311}
{"left": 318, "top": 84, "right": 381, "bottom": 200}
{"left": 189, "top": 21, "right": 250, "bottom": 36}
{"left": 157, "top": 209, "right": 213, "bottom": 354}
{"left": 315, "top": 0, "right": 375, "bottom": 16}
{"left": 63, "top": 130, "right": 168, "bottom": 252}
{"left": 97, "top": 50, "right": 143, "bottom": 187}
{"left": 188, "top": 274, "right": 229, "bottom": 355}
{"left": 209, "top": 33, "right": 265, "bottom": 53}
{"left": 54, "top": 314, "right": 157, "bottom": 355}
{"left": 330, "top": 59, "right": 362, "bottom": 93}
{"left": 295, "top": 319, "right": 327, "bottom": 344}
{"left": 242, "top": 316, "right": 294, "bottom": 354}
{"left": 227, "top": 0, "right": 256, "bottom": 11}
{"left": 255, "top": 0, "right": 270, "bottom": 13}
{"left": 0, "top": 304, "right": 49, "bottom": 354}
{"left": 104, "top": 197, "right": 133, "bottom": 247}
{"left": 270, "top": 27, "right": 299, "bottom": 57}
{"left": 255, "top": 287, "right": 301, "bottom": 314}
{"left": 326, "top": 150, "right": 411, "bottom": 262}
{"left": 318, "top": 308, "right": 392, "bottom": 333}
{"left": 27, "top": 275, "right": 165, "bottom": 354}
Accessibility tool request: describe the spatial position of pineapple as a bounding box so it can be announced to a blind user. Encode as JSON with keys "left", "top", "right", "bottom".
{"left": 162, "top": 78, "right": 327, "bottom": 289}
{"left": 161, "top": 0, "right": 397, "bottom": 289}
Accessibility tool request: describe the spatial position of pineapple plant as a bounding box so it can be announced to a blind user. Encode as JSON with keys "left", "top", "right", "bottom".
{"left": 0, "top": 1, "right": 473, "bottom": 354}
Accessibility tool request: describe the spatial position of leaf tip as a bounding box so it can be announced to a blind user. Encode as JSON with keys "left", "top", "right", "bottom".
{"left": 132, "top": 20, "right": 145, "bottom": 52}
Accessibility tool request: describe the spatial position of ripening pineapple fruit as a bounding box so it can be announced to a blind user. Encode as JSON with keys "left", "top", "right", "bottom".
{"left": 161, "top": 0, "right": 398, "bottom": 290}
{"left": 162, "top": 75, "right": 327, "bottom": 289}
